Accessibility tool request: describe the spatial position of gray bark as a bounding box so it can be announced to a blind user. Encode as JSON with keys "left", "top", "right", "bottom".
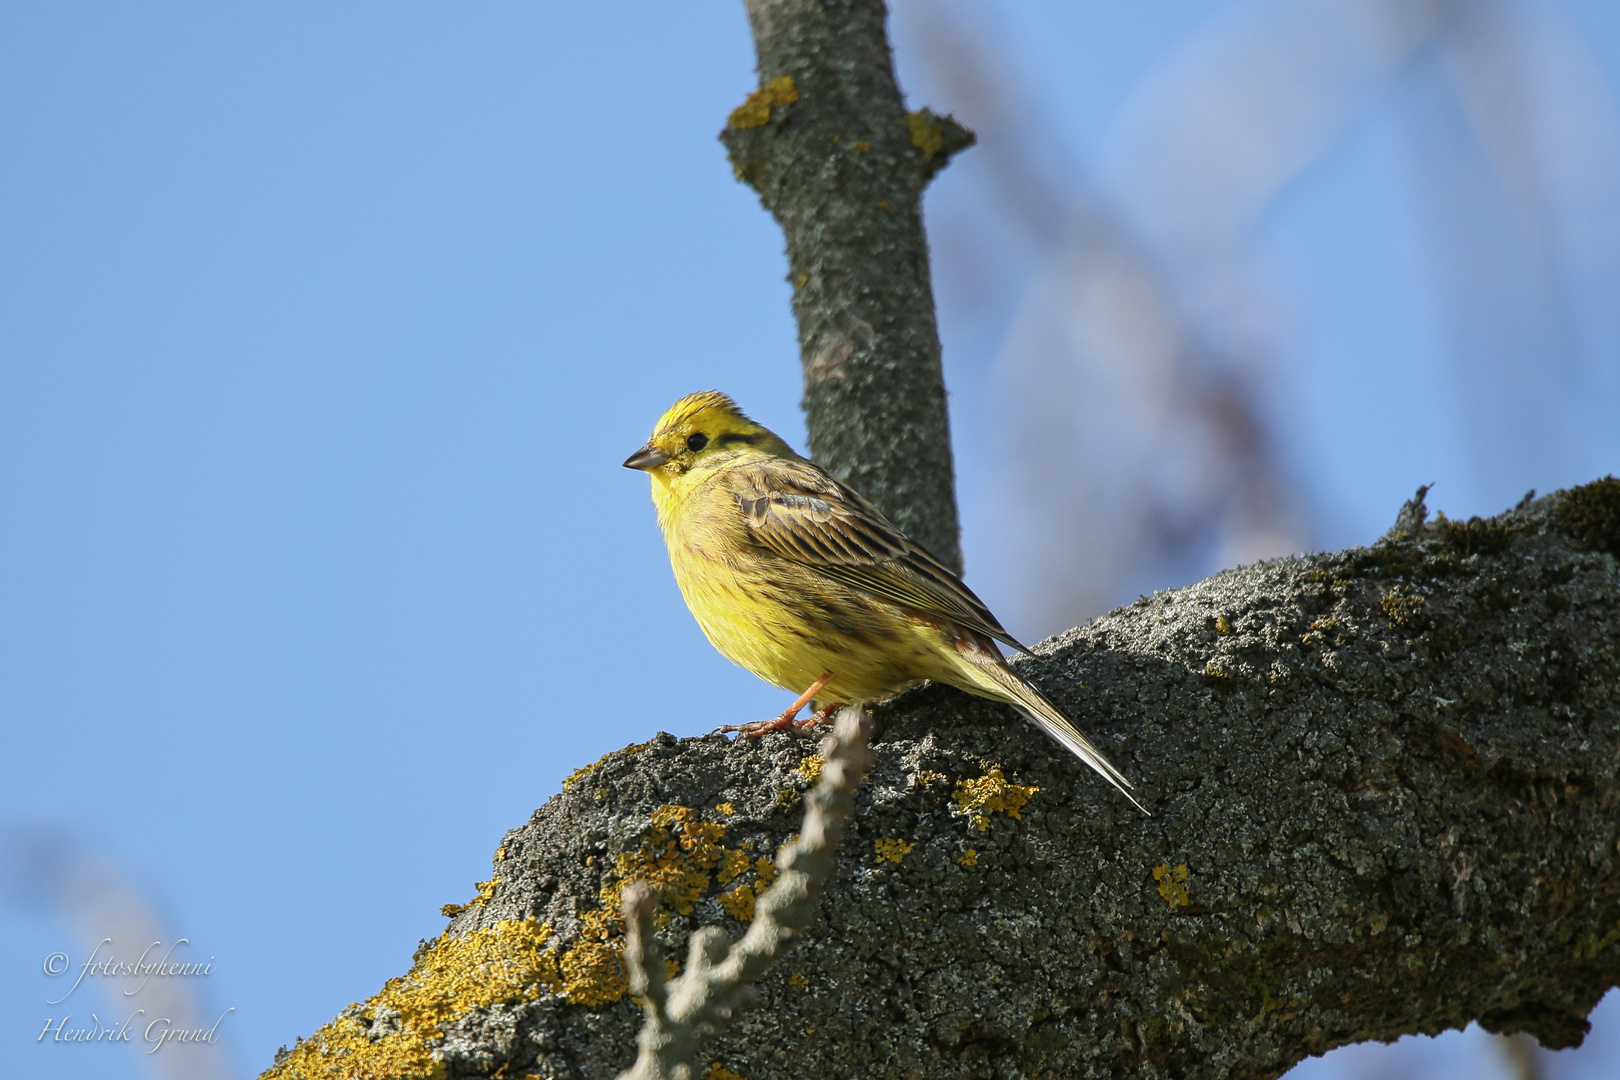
{"left": 427, "top": 485, "right": 1620, "bottom": 1080}
{"left": 617, "top": 709, "right": 871, "bottom": 1080}
{"left": 720, "top": 0, "right": 973, "bottom": 573}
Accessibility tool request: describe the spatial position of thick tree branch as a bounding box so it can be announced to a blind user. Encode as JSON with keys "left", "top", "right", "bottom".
{"left": 720, "top": 0, "right": 973, "bottom": 572}
{"left": 302, "top": 482, "right": 1617, "bottom": 1080}
{"left": 617, "top": 708, "right": 871, "bottom": 1080}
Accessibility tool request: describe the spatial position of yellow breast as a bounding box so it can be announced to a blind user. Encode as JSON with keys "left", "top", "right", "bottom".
{"left": 656, "top": 470, "right": 953, "bottom": 703}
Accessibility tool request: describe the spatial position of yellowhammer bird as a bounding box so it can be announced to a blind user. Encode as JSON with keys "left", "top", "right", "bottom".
{"left": 624, "top": 390, "right": 1144, "bottom": 812}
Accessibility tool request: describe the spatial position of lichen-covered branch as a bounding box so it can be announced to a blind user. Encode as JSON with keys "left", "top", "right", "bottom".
{"left": 720, "top": 0, "right": 974, "bottom": 572}
{"left": 616, "top": 708, "right": 872, "bottom": 1080}
{"left": 260, "top": 479, "right": 1620, "bottom": 1080}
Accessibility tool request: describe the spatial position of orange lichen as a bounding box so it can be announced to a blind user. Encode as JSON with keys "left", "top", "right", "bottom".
{"left": 718, "top": 882, "right": 757, "bottom": 922}
{"left": 438, "top": 877, "right": 498, "bottom": 920}
{"left": 558, "top": 940, "right": 627, "bottom": 1008}
{"left": 951, "top": 767, "right": 1039, "bottom": 832}
{"left": 1154, "top": 863, "right": 1191, "bottom": 908}
{"left": 555, "top": 805, "right": 731, "bottom": 1005}
{"left": 716, "top": 848, "right": 750, "bottom": 887}
{"left": 874, "top": 838, "right": 914, "bottom": 864}
{"left": 268, "top": 805, "right": 772, "bottom": 1073}
{"left": 716, "top": 850, "right": 785, "bottom": 924}
{"left": 755, "top": 855, "right": 780, "bottom": 891}
{"left": 957, "top": 848, "right": 978, "bottom": 867}
{"left": 260, "top": 918, "right": 559, "bottom": 1080}
{"left": 729, "top": 76, "right": 798, "bottom": 129}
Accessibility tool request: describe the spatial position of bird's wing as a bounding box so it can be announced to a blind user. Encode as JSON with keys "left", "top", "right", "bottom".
{"left": 730, "top": 460, "right": 1031, "bottom": 654}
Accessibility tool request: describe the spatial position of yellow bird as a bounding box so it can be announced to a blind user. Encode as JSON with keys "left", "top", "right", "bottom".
{"left": 624, "top": 390, "right": 1144, "bottom": 812}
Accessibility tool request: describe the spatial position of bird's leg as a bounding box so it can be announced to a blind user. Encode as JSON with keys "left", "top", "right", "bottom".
{"left": 717, "top": 673, "right": 834, "bottom": 739}
{"left": 792, "top": 703, "right": 842, "bottom": 734}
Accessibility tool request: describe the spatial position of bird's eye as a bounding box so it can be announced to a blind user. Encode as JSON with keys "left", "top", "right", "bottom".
{"left": 686, "top": 433, "right": 709, "bottom": 452}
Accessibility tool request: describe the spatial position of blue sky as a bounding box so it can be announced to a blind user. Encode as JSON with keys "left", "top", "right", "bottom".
{"left": 3, "top": 4, "right": 1616, "bottom": 1078}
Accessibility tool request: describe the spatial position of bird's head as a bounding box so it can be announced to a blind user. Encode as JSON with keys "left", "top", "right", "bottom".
{"left": 623, "top": 391, "right": 793, "bottom": 488}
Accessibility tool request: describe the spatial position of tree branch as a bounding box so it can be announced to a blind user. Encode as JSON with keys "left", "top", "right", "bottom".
{"left": 720, "top": 0, "right": 973, "bottom": 572}
{"left": 333, "top": 482, "right": 1618, "bottom": 1080}
{"left": 617, "top": 708, "right": 872, "bottom": 1080}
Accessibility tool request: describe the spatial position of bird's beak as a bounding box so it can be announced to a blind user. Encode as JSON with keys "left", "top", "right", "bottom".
{"left": 622, "top": 443, "right": 670, "bottom": 471}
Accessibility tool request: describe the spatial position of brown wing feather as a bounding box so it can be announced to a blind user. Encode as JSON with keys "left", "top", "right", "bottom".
{"left": 729, "top": 460, "right": 1031, "bottom": 654}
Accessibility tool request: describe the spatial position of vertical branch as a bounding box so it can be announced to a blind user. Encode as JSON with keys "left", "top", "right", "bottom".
{"left": 617, "top": 707, "right": 873, "bottom": 1080}
{"left": 720, "top": 0, "right": 974, "bottom": 572}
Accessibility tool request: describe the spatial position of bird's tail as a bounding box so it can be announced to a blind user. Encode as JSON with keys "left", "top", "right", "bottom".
{"left": 959, "top": 653, "right": 1148, "bottom": 815}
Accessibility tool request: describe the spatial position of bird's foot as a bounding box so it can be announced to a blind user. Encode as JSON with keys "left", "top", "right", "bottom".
{"left": 716, "top": 706, "right": 805, "bottom": 739}
{"left": 791, "top": 705, "right": 840, "bottom": 734}
{"left": 716, "top": 673, "right": 835, "bottom": 740}
{"left": 717, "top": 703, "right": 841, "bottom": 740}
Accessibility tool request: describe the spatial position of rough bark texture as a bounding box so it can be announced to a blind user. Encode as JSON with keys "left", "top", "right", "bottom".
{"left": 720, "top": 0, "right": 973, "bottom": 572}
{"left": 617, "top": 709, "right": 871, "bottom": 1080}
{"left": 357, "top": 483, "right": 1620, "bottom": 1080}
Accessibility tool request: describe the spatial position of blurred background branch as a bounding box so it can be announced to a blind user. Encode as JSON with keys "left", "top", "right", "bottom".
{"left": 894, "top": 0, "right": 1620, "bottom": 644}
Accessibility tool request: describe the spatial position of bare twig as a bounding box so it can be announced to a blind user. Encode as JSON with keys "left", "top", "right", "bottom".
{"left": 616, "top": 707, "right": 873, "bottom": 1080}
{"left": 1499, "top": 1032, "right": 1545, "bottom": 1080}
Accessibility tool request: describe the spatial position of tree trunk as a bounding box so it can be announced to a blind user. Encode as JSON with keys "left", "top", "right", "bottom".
{"left": 719, "top": 0, "right": 972, "bottom": 573}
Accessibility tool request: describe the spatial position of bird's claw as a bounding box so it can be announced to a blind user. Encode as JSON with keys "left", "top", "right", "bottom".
{"left": 716, "top": 704, "right": 836, "bottom": 740}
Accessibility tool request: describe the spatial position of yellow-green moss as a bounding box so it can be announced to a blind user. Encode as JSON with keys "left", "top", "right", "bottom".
{"left": 1300, "top": 616, "right": 1348, "bottom": 648}
{"left": 260, "top": 918, "right": 559, "bottom": 1080}
{"left": 1558, "top": 476, "right": 1620, "bottom": 558}
{"left": 1154, "top": 863, "right": 1191, "bottom": 908}
{"left": 1435, "top": 511, "right": 1514, "bottom": 557}
{"left": 729, "top": 76, "right": 798, "bottom": 129}
{"left": 1200, "top": 661, "right": 1233, "bottom": 688}
{"left": 951, "top": 767, "right": 1039, "bottom": 832}
{"left": 908, "top": 109, "right": 945, "bottom": 159}
{"left": 874, "top": 838, "right": 914, "bottom": 864}
{"left": 1381, "top": 585, "right": 1429, "bottom": 628}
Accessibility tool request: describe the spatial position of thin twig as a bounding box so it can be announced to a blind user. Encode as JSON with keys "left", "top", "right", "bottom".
{"left": 617, "top": 706, "right": 873, "bottom": 1080}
